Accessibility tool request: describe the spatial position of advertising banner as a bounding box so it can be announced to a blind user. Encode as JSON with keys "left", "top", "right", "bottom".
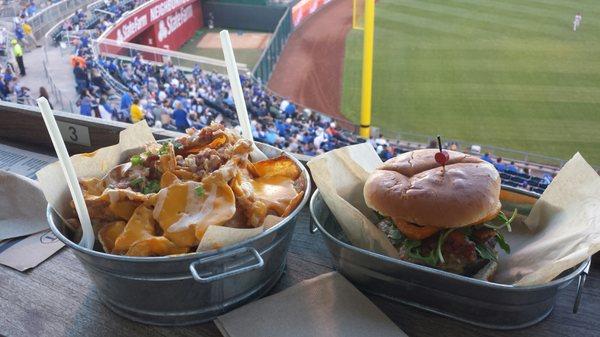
{"left": 103, "top": 0, "right": 203, "bottom": 51}
{"left": 291, "top": 0, "right": 331, "bottom": 27}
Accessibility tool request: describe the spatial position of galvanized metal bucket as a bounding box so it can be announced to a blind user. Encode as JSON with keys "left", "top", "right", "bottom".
{"left": 309, "top": 187, "right": 590, "bottom": 330}
{"left": 47, "top": 143, "right": 311, "bottom": 326}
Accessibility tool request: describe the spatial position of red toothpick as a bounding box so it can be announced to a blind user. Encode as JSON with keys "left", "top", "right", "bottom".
{"left": 434, "top": 135, "right": 449, "bottom": 170}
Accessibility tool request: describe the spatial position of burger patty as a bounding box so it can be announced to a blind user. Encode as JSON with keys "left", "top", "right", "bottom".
{"left": 378, "top": 218, "right": 498, "bottom": 276}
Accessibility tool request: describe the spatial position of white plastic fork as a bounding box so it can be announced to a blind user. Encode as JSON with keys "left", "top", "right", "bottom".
{"left": 37, "top": 97, "right": 95, "bottom": 249}
{"left": 219, "top": 29, "right": 268, "bottom": 162}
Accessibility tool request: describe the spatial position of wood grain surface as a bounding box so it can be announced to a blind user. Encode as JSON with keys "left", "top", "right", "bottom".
{"left": 1, "top": 208, "right": 599, "bottom": 337}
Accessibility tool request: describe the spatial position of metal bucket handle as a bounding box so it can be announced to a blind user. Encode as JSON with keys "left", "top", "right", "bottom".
{"left": 573, "top": 261, "right": 591, "bottom": 314}
{"left": 189, "top": 246, "right": 264, "bottom": 283}
{"left": 309, "top": 215, "right": 319, "bottom": 234}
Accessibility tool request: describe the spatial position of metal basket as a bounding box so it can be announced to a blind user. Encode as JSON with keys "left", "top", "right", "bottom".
{"left": 309, "top": 187, "right": 590, "bottom": 330}
{"left": 47, "top": 142, "right": 311, "bottom": 326}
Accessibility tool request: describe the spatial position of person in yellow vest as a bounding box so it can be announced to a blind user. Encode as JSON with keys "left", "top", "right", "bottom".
{"left": 130, "top": 98, "right": 144, "bottom": 123}
{"left": 11, "top": 39, "right": 25, "bottom": 76}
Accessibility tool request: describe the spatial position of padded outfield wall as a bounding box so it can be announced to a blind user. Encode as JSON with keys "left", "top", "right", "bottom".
{"left": 99, "top": 0, "right": 205, "bottom": 58}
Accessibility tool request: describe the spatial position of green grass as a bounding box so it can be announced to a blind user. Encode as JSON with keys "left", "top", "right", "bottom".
{"left": 178, "top": 29, "right": 264, "bottom": 74}
{"left": 341, "top": 0, "right": 600, "bottom": 166}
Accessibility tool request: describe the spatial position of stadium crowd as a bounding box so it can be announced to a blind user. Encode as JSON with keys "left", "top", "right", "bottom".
{"left": 86, "top": 54, "right": 359, "bottom": 157}
{"left": 58, "top": 0, "right": 359, "bottom": 157}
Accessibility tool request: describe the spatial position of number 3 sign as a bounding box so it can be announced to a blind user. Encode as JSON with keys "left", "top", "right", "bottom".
{"left": 56, "top": 121, "right": 91, "bottom": 146}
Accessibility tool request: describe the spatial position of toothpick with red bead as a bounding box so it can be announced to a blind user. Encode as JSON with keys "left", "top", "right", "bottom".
{"left": 434, "top": 135, "right": 449, "bottom": 170}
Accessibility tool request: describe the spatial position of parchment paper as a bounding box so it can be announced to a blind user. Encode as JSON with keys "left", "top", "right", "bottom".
{"left": 494, "top": 153, "right": 600, "bottom": 285}
{"left": 308, "top": 145, "right": 600, "bottom": 286}
{"left": 307, "top": 143, "right": 399, "bottom": 258}
{"left": 197, "top": 225, "right": 265, "bottom": 251}
{"left": 0, "top": 170, "right": 48, "bottom": 240}
{"left": 36, "top": 121, "right": 157, "bottom": 218}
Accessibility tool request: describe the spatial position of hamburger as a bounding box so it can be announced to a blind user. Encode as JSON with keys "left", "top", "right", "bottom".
{"left": 364, "top": 149, "right": 515, "bottom": 280}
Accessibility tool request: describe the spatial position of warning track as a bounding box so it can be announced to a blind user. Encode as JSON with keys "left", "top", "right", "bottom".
{"left": 268, "top": 0, "right": 352, "bottom": 120}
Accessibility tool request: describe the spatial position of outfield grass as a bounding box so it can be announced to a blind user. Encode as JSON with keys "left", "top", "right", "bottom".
{"left": 341, "top": 0, "right": 600, "bottom": 166}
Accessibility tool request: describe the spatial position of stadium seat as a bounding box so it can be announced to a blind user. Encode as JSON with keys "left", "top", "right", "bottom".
{"left": 499, "top": 172, "right": 511, "bottom": 180}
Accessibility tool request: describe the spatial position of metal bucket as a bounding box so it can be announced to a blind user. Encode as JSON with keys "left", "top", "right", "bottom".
{"left": 47, "top": 143, "right": 311, "bottom": 326}
{"left": 309, "top": 187, "right": 590, "bottom": 330}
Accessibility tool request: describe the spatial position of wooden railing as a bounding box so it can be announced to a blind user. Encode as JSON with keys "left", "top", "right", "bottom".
{"left": 0, "top": 101, "right": 313, "bottom": 163}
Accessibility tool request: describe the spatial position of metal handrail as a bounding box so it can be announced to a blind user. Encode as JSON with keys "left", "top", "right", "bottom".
{"left": 252, "top": 7, "right": 291, "bottom": 81}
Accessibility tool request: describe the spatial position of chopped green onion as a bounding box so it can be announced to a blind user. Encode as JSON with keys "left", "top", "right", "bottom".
{"left": 172, "top": 140, "right": 183, "bottom": 150}
{"left": 130, "top": 155, "right": 143, "bottom": 166}
{"left": 195, "top": 185, "right": 205, "bottom": 197}
{"left": 158, "top": 143, "right": 170, "bottom": 155}
{"left": 142, "top": 180, "right": 161, "bottom": 194}
{"left": 130, "top": 177, "right": 144, "bottom": 187}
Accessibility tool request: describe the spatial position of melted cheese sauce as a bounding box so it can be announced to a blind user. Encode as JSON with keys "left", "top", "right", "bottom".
{"left": 251, "top": 175, "right": 299, "bottom": 216}
{"left": 153, "top": 180, "right": 236, "bottom": 247}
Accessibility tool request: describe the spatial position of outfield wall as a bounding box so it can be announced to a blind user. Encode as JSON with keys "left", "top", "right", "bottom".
{"left": 101, "top": 0, "right": 204, "bottom": 51}
{"left": 202, "top": 1, "right": 286, "bottom": 31}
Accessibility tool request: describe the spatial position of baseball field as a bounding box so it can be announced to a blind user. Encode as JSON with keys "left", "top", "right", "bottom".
{"left": 341, "top": 0, "right": 600, "bottom": 166}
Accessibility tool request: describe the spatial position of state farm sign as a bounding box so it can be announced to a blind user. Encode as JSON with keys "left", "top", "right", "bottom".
{"left": 116, "top": 14, "right": 148, "bottom": 42}
{"left": 156, "top": 4, "right": 194, "bottom": 43}
{"left": 105, "top": 0, "right": 200, "bottom": 43}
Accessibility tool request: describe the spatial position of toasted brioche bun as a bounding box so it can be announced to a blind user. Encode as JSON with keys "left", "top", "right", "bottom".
{"left": 364, "top": 149, "right": 501, "bottom": 229}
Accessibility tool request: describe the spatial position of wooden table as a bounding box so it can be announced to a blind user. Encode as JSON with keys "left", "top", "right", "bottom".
{"left": 1, "top": 206, "right": 599, "bottom": 337}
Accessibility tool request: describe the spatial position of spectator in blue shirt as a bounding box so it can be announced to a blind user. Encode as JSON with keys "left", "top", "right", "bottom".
{"left": 265, "top": 128, "right": 278, "bottom": 145}
{"left": 26, "top": 2, "right": 37, "bottom": 17}
{"left": 542, "top": 173, "right": 554, "bottom": 185}
{"left": 481, "top": 152, "right": 493, "bottom": 163}
{"left": 78, "top": 90, "right": 93, "bottom": 116}
{"left": 223, "top": 92, "right": 233, "bottom": 106}
{"left": 284, "top": 102, "right": 296, "bottom": 118}
{"left": 120, "top": 91, "right": 132, "bottom": 110}
{"left": 494, "top": 157, "right": 506, "bottom": 171}
{"left": 172, "top": 101, "right": 189, "bottom": 132}
{"left": 506, "top": 161, "right": 519, "bottom": 174}
{"left": 14, "top": 26, "right": 24, "bottom": 43}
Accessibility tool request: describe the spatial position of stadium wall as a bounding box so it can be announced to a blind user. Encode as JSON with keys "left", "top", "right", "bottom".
{"left": 202, "top": 1, "right": 286, "bottom": 31}
{"left": 101, "top": 0, "right": 204, "bottom": 52}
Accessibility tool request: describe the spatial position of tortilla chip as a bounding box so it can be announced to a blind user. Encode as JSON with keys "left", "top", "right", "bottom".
{"left": 126, "top": 236, "right": 189, "bottom": 256}
{"left": 79, "top": 177, "right": 106, "bottom": 196}
{"left": 113, "top": 206, "right": 157, "bottom": 254}
{"left": 252, "top": 175, "right": 301, "bottom": 216}
{"left": 160, "top": 171, "right": 180, "bottom": 189}
{"left": 253, "top": 156, "right": 301, "bottom": 180}
{"left": 98, "top": 221, "right": 126, "bottom": 253}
